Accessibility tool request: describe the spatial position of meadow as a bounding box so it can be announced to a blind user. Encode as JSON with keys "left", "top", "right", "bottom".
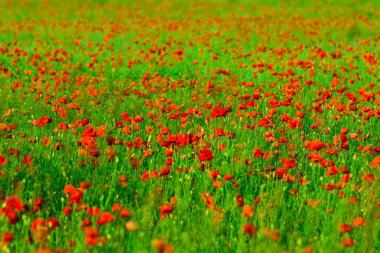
{"left": 0, "top": 0, "right": 379, "bottom": 252}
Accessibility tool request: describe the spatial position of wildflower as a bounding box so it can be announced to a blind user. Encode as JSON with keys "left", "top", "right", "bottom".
{"left": 5, "top": 196, "right": 24, "bottom": 211}
{"left": 210, "top": 107, "right": 231, "bottom": 118}
{"left": 2, "top": 232, "right": 15, "bottom": 243}
{"left": 159, "top": 204, "right": 174, "bottom": 220}
{"left": 305, "top": 139, "right": 324, "bottom": 151}
{"left": 22, "top": 155, "right": 33, "bottom": 166}
{"left": 30, "top": 218, "right": 45, "bottom": 232}
{"left": 85, "top": 228, "right": 99, "bottom": 246}
{"left": 242, "top": 223, "right": 257, "bottom": 236}
{"left": 283, "top": 159, "right": 297, "bottom": 169}
{"left": 120, "top": 208, "right": 131, "bottom": 218}
{"left": 0, "top": 155, "right": 7, "bottom": 165}
{"left": 242, "top": 205, "right": 254, "bottom": 217}
{"left": 341, "top": 238, "right": 355, "bottom": 247}
{"left": 339, "top": 224, "right": 352, "bottom": 233}
{"left": 198, "top": 149, "right": 214, "bottom": 162}
{"left": 46, "top": 218, "right": 60, "bottom": 229}
{"left": 152, "top": 239, "right": 174, "bottom": 253}
{"left": 353, "top": 217, "right": 365, "bottom": 227}
{"left": 125, "top": 221, "right": 138, "bottom": 231}
{"left": 96, "top": 212, "right": 115, "bottom": 225}
{"left": 369, "top": 156, "right": 380, "bottom": 168}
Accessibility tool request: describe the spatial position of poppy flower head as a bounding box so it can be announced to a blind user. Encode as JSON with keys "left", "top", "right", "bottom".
{"left": 5, "top": 196, "right": 24, "bottom": 211}
{"left": 210, "top": 107, "right": 231, "bottom": 118}
{"left": 243, "top": 223, "right": 257, "bottom": 236}
{"left": 305, "top": 139, "right": 324, "bottom": 151}
{"left": 242, "top": 205, "right": 254, "bottom": 217}
{"left": 96, "top": 212, "right": 115, "bottom": 225}
{"left": 152, "top": 239, "right": 174, "bottom": 253}
{"left": 85, "top": 227, "right": 99, "bottom": 246}
{"left": 159, "top": 204, "right": 174, "bottom": 219}
{"left": 2, "top": 232, "right": 15, "bottom": 243}
{"left": 353, "top": 217, "right": 365, "bottom": 227}
{"left": 0, "top": 155, "right": 8, "bottom": 165}
{"left": 198, "top": 149, "right": 214, "bottom": 162}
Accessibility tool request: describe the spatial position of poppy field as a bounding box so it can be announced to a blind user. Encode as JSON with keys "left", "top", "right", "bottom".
{"left": 0, "top": 0, "right": 379, "bottom": 252}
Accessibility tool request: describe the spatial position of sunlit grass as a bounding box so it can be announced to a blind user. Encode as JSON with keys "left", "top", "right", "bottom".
{"left": 0, "top": 0, "right": 379, "bottom": 252}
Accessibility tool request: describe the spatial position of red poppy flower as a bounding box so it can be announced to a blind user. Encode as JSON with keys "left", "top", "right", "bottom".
{"left": 2, "top": 232, "right": 15, "bottom": 243}
{"left": 308, "top": 152, "right": 323, "bottom": 163}
{"left": 82, "top": 126, "right": 96, "bottom": 137}
{"left": 236, "top": 195, "right": 244, "bottom": 207}
{"left": 140, "top": 171, "right": 150, "bottom": 181}
{"left": 152, "top": 239, "right": 174, "bottom": 253}
{"left": 198, "top": 149, "right": 214, "bottom": 162}
{"left": 276, "top": 168, "right": 287, "bottom": 178}
{"left": 63, "top": 185, "right": 76, "bottom": 195}
{"left": 165, "top": 158, "right": 173, "bottom": 166}
{"left": 209, "top": 170, "right": 219, "bottom": 180}
{"left": 242, "top": 205, "right": 254, "bottom": 217}
{"left": 82, "top": 218, "right": 92, "bottom": 227}
{"left": 325, "top": 166, "right": 339, "bottom": 176}
{"left": 31, "top": 116, "right": 52, "bottom": 127}
{"left": 30, "top": 218, "right": 45, "bottom": 231}
{"left": 160, "top": 166, "right": 171, "bottom": 176}
{"left": 253, "top": 148, "right": 263, "bottom": 158}
{"left": 353, "top": 217, "right": 365, "bottom": 227}
{"left": 305, "top": 139, "right": 324, "bottom": 151}
{"left": 369, "top": 156, "right": 380, "bottom": 168}
{"left": 63, "top": 185, "right": 83, "bottom": 205}
{"left": 243, "top": 223, "right": 257, "bottom": 236}
{"left": 63, "top": 206, "right": 73, "bottom": 216}
{"left": 133, "top": 115, "right": 144, "bottom": 123}
{"left": 339, "top": 224, "right": 352, "bottom": 233}
{"left": 210, "top": 107, "right": 231, "bottom": 118}
{"left": 120, "top": 112, "right": 131, "bottom": 122}
{"left": 283, "top": 160, "right": 297, "bottom": 169}
{"left": 46, "top": 218, "right": 60, "bottom": 229}
{"left": 120, "top": 208, "right": 131, "bottom": 218}
{"left": 96, "top": 212, "right": 115, "bottom": 225}
{"left": 5, "top": 196, "right": 24, "bottom": 211}
{"left": 87, "top": 207, "right": 101, "bottom": 216}
{"left": 2, "top": 208, "right": 19, "bottom": 224}
{"left": 22, "top": 156, "right": 33, "bottom": 166}
{"left": 0, "top": 155, "right": 7, "bottom": 165}
{"left": 212, "top": 181, "right": 223, "bottom": 188}
{"left": 159, "top": 204, "right": 174, "bottom": 219}
{"left": 58, "top": 122, "right": 68, "bottom": 130}
{"left": 258, "top": 118, "right": 271, "bottom": 128}
{"left": 125, "top": 221, "right": 138, "bottom": 231}
{"left": 341, "top": 238, "right": 354, "bottom": 247}
{"left": 81, "top": 136, "right": 96, "bottom": 148}
{"left": 223, "top": 174, "right": 234, "bottom": 181}
{"left": 78, "top": 118, "right": 90, "bottom": 127}
{"left": 214, "top": 128, "right": 225, "bottom": 136}
{"left": 85, "top": 228, "right": 99, "bottom": 246}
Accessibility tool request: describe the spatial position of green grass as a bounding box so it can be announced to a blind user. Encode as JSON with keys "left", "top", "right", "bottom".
{"left": 0, "top": 0, "right": 379, "bottom": 252}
